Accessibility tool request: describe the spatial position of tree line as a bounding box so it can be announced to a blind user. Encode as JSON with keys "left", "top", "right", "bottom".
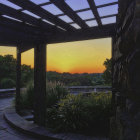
{"left": 0, "top": 55, "right": 111, "bottom": 89}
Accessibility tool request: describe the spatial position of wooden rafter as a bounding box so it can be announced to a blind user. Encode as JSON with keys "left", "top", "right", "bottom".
{"left": 50, "top": 0, "right": 88, "bottom": 28}
{"left": 101, "top": 14, "right": 117, "bottom": 19}
{"left": 97, "top": 2, "right": 118, "bottom": 8}
{"left": 0, "top": 4, "right": 62, "bottom": 33}
{"left": 68, "top": 14, "right": 117, "bottom": 24}
{"left": 87, "top": 0, "right": 102, "bottom": 26}
{"left": 38, "top": 2, "right": 52, "bottom": 6}
{"left": 56, "top": 8, "right": 91, "bottom": 17}
{"left": 8, "top": 0, "right": 75, "bottom": 31}
{"left": 0, "top": 16, "right": 41, "bottom": 36}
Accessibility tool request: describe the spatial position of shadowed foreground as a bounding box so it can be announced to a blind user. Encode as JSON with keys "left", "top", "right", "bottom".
{"left": 0, "top": 97, "right": 37, "bottom": 140}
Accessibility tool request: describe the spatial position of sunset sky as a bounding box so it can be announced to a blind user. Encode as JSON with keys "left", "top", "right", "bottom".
{"left": 0, "top": 38, "right": 111, "bottom": 73}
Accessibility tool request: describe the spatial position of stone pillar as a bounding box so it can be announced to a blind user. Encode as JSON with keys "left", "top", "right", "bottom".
{"left": 110, "top": 0, "right": 140, "bottom": 140}
{"left": 34, "top": 43, "right": 46, "bottom": 126}
{"left": 16, "top": 47, "right": 21, "bottom": 112}
{"left": 111, "top": 36, "right": 116, "bottom": 113}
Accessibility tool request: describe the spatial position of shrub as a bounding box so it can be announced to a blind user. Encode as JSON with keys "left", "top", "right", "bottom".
{"left": 46, "top": 81, "right": 68, "bottom": 108}
{"left": 46, "top": 92, "right": 112, "bottom": 135}
{"left": 19, "top": 80, "right": 112, "bottom": 136}
{"left": 20, "top": 81, "right": 68, "bottom": 109}
{"left": 0, "top": 78, "right": 15, "bottom": 89}
{"left": 20, "top": 81, "right": 34, "bottom": 109}
{"left": 46, "top": 94, "right": 86, "bottom": 132}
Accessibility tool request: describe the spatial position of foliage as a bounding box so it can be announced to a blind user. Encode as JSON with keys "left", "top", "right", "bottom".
{"left": 20, "top": 81, "right": 34, "bottom": 109}
{"left": 0, "top": 55, "right": 16, "bottom": 88}
{"left": 103, "top": 58, "right": 112, "bottom": 85}
{"left": 46, "top": 81, "right": 68, "bottom": 108}
{"left": 0, "top": 78, "right": 16, "bottom": 88}
{"left": 21, "top": 64, "right": 34, "bottom": 86}
{"left": 47, "top": 71, "right": 104, "bottom": 86}
{"left": 46, "top": 92, "right": 112, "bottom": 135}
{"left": 0, "top": 55, "right": 33, "bottom": 88}
{"left": 20, "top": 81, "right": 68, "bottom": 109}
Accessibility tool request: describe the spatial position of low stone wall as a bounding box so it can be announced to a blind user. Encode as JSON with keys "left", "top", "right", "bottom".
{"left": 0, "top": 89, "right": 15, "bottom": 98}
{"left": 111, "top": 0, "right": 140, "bottom": 140}
{"left": 4, "top": 107, "right": 109, "bottom": 140}
{"left": 66, "top": 86, "right": 111, "bottom": 94}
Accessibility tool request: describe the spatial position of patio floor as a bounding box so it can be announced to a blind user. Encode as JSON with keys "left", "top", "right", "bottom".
{"left": 0, "top": 97, "right": 37, "bottom": 140}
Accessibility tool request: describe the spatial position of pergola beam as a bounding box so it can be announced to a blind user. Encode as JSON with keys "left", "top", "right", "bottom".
{"left": 69, "top": 14, "right": 117, "bottom": 24}
{"left": 39, "top": 2, "right": 52, "bottom": 6}
{"left": 0, "top": 23, "right": 116, "bottom": 49}
{"left": 0, "top": 36, "right": 34, "bottom": 53}
{"left": 0, "top": 25, "right": 38, "bottom": 41}
{"left": 0, "top": 16, "right": 41, "bottom": 36}
{"left": 8, "top": 0, "right": 75, "bottom": 31}
{"left": 0, "top": 4, "right": 60, "bottom": 33}
{"left": 51, "top": 0, "right": 88, "bottom": 28}
{"left": 87, "top": 0, "right": 102, "bottom": 26}
{"left": 0, "top": 38, "right": 34, "bottom": 47}
{"left": 47, "top": 24, "right": 116, "bottom": 44}
{"left": 97, "top": 2, "right": 118, "bottom": 8}
{"left": 0, "top": 24, "right": 45, "bottom": 48}
{"left": 39, "top": 1, "right": 118, "bottom": 9}
{"left": 56, "top": 8, "right": 91, "bottom": 17}
{"left": 0, "top": 16, "right": 62, "bottom": 38}
{"left": 19, "top": 44, "right": 34, "bottom": 53}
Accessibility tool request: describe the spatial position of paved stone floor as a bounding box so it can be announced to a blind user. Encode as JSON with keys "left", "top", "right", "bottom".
{"left": 0, "top": 97, "right": 37, "bottom": 140}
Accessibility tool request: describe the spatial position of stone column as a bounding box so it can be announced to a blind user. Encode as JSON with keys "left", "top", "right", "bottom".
{"left": 34, "top": 43, "right": 46, "bottom": 126}
{"left": 110, "top": 0, "right": 140, "bottom": 140}
{"left": 111, "top": 36, "right": 116, "bottom": 113}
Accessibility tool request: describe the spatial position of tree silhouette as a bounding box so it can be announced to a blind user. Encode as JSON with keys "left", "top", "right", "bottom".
{"left": 103, "top": 58, "right": 112, "bottom": 85}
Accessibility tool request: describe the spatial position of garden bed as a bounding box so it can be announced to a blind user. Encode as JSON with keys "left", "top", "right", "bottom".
{"left": 20, "top": 81, "right": 112, "bottom": 137}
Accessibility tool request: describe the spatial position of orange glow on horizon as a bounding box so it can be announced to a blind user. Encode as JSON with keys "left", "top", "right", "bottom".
{"left": 0, "top": 38, "right": 111, "bottom": 73}
{"left": 47, "top": 38, "right": 111, "bottom": 73}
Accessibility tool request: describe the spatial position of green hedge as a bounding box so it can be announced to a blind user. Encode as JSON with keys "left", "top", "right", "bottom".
{"left": 0, "top": 78, "right": 16, "bottom": 89}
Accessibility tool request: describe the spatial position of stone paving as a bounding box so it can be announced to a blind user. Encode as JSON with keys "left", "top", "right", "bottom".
{"left": 0, "top": 97, "right": 37, "bottom": 140}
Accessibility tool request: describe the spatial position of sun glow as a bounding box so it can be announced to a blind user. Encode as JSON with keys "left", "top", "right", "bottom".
{"left": 47, "top": 38, "right": 111, "bottom": 73}
{"left": 0, "top": 38, "right": 111, "bottom": 73}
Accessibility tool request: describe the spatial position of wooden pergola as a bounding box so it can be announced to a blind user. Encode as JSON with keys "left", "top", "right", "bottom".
{"left": 0, "top": 0, "right": 118, "bottom": 126}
